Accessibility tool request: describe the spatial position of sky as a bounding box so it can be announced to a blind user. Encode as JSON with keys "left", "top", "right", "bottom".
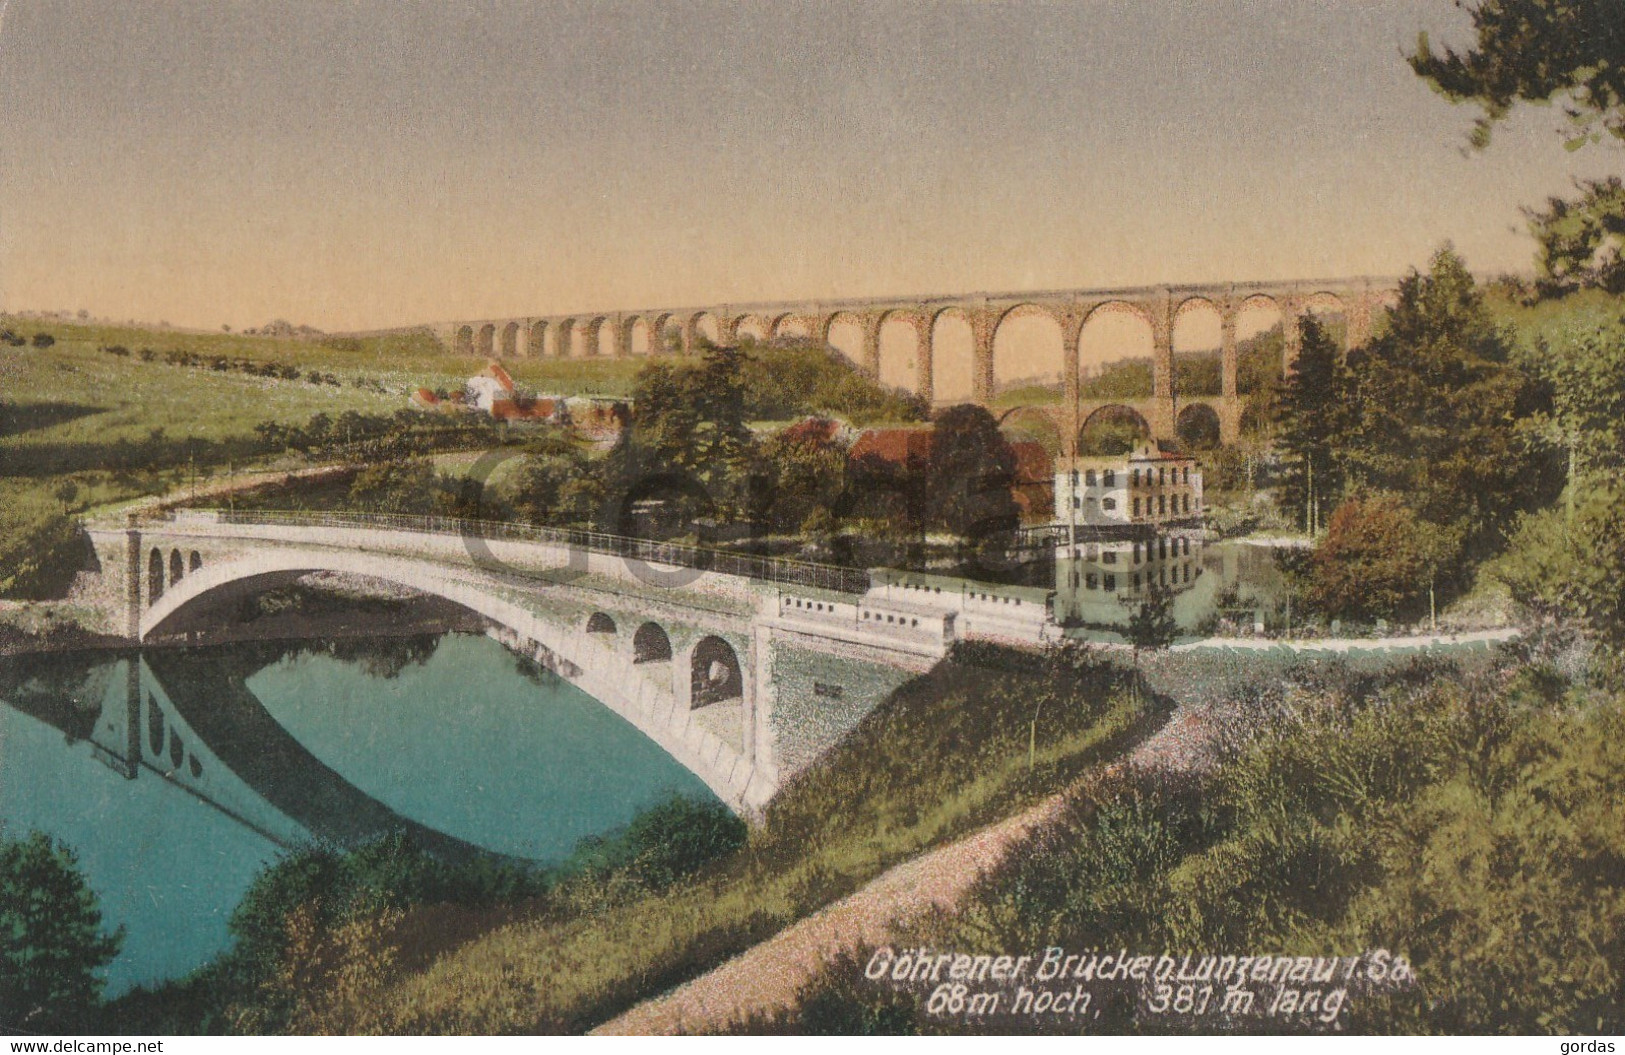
{"left": 0, "top": 0, "right": 1620, "bottom": 335}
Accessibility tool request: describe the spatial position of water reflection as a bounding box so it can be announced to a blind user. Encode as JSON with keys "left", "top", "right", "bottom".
{"left": 0, "top": 633, "right": 714, "bottom": 994}
{"left": 1053, "top": 535, "right": 1291, "bottom": 634}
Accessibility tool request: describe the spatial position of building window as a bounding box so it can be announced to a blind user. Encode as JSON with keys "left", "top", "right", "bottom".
{"left": 1103, "top": 551, "right": 1117, "bottom": 564}
{"left": 1104, "top": 574, "right": 1116, "bottom": 591}
{"left": 1183, "top": 466, "right": 1190, "bottom": 484}
{"left": 1073, "top": 496, "right": 1081, "bottom": 510}
{"left": 1103, "top": 470, "right": 1115, "bottom": 486}
{"left": 1133, "top": 542, "right": 1141, "bottom": 563}
{"left": 1086, "top": 573, "right": 1098, "bottom": 590}
{"left": 1158, "top": 494, "right": 1167, "bottom": 515}
{"left": 1071, "top": 470, "right": 1079, "bottom": 486}
{"left": 1131, "top": 572, "right": 1140, "bottom": 589}
{"left": 1131, "top": 468, "right": 1140, "bottom": 486}
{"left": 1102, "top": 497, "right": 1116, "bottom": 511}
{"left": 1086, "top": 469, "right": 1097, "bottom": 486}
{"left": 1133, "top": 497, "right": 1141, "bottom": 517}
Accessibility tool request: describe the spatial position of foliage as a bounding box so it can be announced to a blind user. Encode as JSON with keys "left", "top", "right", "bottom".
{"left": 1409, "top": 0, "right": 1625, "bottom": 149}
{"left": 562, "top": 795, "right": 747, "bottom": 894}
{"left": 779, "top": 655, "right": 1625, "bottom": 1033}
{"left": 734, "top": 339, "right": 928, "bottom": 424}
{"left": 1342, "top": 247, "right": 1557, "bottom": 570}
{"left": 1520, "top": 312, "right": 1625, "bottom": 478}
{"left": 1495, "top": 475, "right": 1625, "bottom": 678}
{"left": 604, "top": 344, "right": 760, "bottom": 529}
{"left": 759, "top": 425, "right": 850, "bottom": 536}
{"left": 923, "top": 404, "right": 1019, "bottom": 541}
{"left": 1306, "top": 494, "right": 1457, "bottom": 622}
{"left": 1276, "top": 317, "right": 1353, "bottom": 533}
{"left": 0, "top": 512, "right": 88, "bottom": 600}
{"left": 0, "top": 832, "right": 123, "bottom": 1032}
{"left": 1526, "top": 177, "right": 1625, "bottom": 296}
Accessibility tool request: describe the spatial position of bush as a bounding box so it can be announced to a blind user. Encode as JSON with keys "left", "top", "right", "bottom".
{"left": 31, "top": 333, "right": 55, "bottom": 348}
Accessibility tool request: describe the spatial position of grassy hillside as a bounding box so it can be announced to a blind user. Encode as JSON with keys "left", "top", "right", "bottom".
{"left": 750, "top": 643, "right": 1625, "bottom": 1035}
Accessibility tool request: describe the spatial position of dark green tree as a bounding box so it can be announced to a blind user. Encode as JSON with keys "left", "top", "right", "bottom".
{"left": 0, "top": 832, "right": 122, "bottom": 1031}
{"left": 1276, "top": 316, "right": 1353, "bottom": 534}
{"left": 923, "top": 404, "right": 1019, "bottom": 540}
{"left": 606, "top": 343, "right": 759, "bottom": 529}
{"left": 1342, "top": 247, "right": 1557, "bottom": 569}
{"left": 1408, "top": 0, "right": 1625, "bottom": 150}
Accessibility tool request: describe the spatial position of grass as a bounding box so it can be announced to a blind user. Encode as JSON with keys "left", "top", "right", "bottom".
{"left": 756, "top": 644, "right": 1625, "bottom": 1034}
{"left": 220, "top": 642, "right": 1155, "bottom": 1034}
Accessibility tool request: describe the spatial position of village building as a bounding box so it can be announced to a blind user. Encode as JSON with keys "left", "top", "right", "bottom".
{"left": 1053, "top": 442, "right": 1203, "bottom": 531}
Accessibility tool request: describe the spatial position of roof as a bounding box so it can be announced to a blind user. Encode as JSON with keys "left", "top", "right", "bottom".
{"left": 850, "top": 427, "right": 935, "bottom": 465}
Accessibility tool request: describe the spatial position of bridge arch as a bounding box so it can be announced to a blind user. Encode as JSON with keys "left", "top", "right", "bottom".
{"left": 148, "top": 549, "right": 164, "bottom": 603}
{"left": 554, "top": 319, "right": 576, "bottom": 359}
{"left": 1172, "top": 297, "right": 1223, "bottom": 397}
{"left": 1079, "top": 302, "right": 1155, "bottom": 398}
{"left": 687, "top": 635, "right": 742, "bottom": 708}
{"left": 627, "top": 317, "right": 651, "bottom": 355}
{"left": 454, "top": 326, "right": 474, "bottom": 356}
{"left": 1176, "top": 402, "right": 1222, "bottom": 450}
{"left": 529, "top": 321, "right": 547, "bottom": 358}
{"left": 189, "top": 550, "right": 202, "bottom": 572}
{"left": 477, "top": 324, "right": 496, "bottom": 358}
{"left": 134, "top": 546, "right": 761, "bottom": 810}
{"left": 169, "top": 549, "right": 184, "bottom": 587}
{"left": 1235, "top": 295, "right": 1285, "bottom": 395}
{"left": 993, "top": 303, "right": 1064, "bottom": 399}
{"left": 771, "top": 313, "right": 809, "bottom": 340}
{"left": 1077, "top": 403, "right": 1152, "bottom": 455}
{"left": 634, "top": 621, "right": 673, "bottom": 664}
{"left": 734, "top": 314, "right": 769, "bottom": 343}
{"left": 501, "top": 322, "right": 520, "bottom": 358}
{"left": 825, "top": 312, "right": 864, "bottom": 367}
{"left": 586, "top": 612, "right": 617, "bottom": 635}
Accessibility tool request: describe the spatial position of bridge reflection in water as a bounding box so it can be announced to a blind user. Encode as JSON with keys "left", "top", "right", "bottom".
{"left": 0, "top": 633, "right": 714, "bottom": 994}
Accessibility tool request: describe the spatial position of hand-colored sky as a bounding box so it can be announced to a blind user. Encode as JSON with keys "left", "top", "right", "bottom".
{"left": 0, "top": 0, "right": 1618, "bottom": 333}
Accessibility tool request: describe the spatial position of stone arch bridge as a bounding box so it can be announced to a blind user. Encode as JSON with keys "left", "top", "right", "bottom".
{"left": 414, "top": 276, "right": 1398, "bottom": 447}
{"left": 82, "top": 510, "right": 1045, "bottom": 814}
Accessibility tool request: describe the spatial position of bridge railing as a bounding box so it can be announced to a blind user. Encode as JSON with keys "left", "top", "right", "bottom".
{"left": 179, "top": 507, "right": 871, "bottom": 594}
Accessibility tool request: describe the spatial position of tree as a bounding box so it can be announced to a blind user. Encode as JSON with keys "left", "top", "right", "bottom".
{"left": 1276, "top": 316, "right": 1353, "bottom": 534}
{"left": 1122, "top": 583, "right": 1178, "bottom": 692}
{"left": 923, "top": 404, "right": 1019, "bottom": 540}
{"left": 606, "top": 344, "right": 760, "bottom": 529}
{"left": 0, "top": 832, "right": 122, "bottom": 1031}
{"left": 1306, "top": 494, "right": 1456, "bottom": 623}
{"left": 1525, "top": 177, "right": 1625, "bottom": 295}
{"left": 1409, "top": 0, "right": 1625, "bottom": 150}
{"left": 1343, "top": 247, "right": 1557, "bottom": 569}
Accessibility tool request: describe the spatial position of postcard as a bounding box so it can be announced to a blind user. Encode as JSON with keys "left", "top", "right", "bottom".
{"left": 0, "top": 0, "right": 1620, "bottom": 1042}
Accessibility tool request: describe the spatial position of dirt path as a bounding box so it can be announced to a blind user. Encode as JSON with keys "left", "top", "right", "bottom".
{"left": 593, "top": 708, "right": 1209, "bottom": 1036}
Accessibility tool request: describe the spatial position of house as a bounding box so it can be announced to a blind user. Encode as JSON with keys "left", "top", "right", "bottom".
{"left": 1053, "top": 442, "right": 1203, "bottom": 529}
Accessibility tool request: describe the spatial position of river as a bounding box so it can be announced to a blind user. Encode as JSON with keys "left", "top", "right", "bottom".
{"left": 0, "top": 632, "right": 715, "bottom": 996}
